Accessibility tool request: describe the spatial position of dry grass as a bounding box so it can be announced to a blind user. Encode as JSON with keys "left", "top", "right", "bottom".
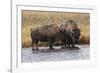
{"left": 22, "top": 10, "right": 90, "bottom": 48}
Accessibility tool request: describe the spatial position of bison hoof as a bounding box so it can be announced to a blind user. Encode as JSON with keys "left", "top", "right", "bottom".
{"left": 67, "top": 46, "right": 71, "bottom": 48}
{"left": 75, "top": 47, "right": 80, "bottom": 50}
{"left": 32, "top": 48, "right": 35, "bottom": 51}
{"left": 48, "top": 48, "right": 54, "bottom": 50}
{"left": 72, "top": 46, "right": 80, "bottom": 50}
{"left": 61, "top": 46, "right": 65, "bottom": 49}
{"left": 36, "top": 49, "right": 39, "bottom": 51}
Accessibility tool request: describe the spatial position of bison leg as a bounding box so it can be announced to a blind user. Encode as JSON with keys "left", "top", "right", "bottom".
{"left": 71, "top": 40, "right": 76, "bottom": 48}
{"left": 32, "top": 41, "right": 35, "bottom": 51}
{"left": 48, "top": 40, "right": 54, "bottom": 50}
{"left": 35, "top": 40, "right": 39, "bottom": 51}
{"left": 66, "top": 40, "right": 70, "bottom": 48}
{"left": 32, "top": 40, "right": 39, "bottom": 51}
{"left": 61, "top": 40, "right": 67, "bottom": 49}
{"left": 67, "top": 44, "right": 71, "bottom": 48}
{"left": 64, "top": 41, "right": 67, "bottom": 48}
{"left": 61, "top": 40, "right": 64, "bottom": 49}
{"left": 50, "top": 42, "right": 53, "bottom": 49}
{"left": 72, "top": 44, "right": 76, "bottom": 48}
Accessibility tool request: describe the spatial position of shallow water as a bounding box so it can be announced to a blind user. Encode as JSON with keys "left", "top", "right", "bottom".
{"left": 22, "top": 45, "right": 90, "bottom": 62}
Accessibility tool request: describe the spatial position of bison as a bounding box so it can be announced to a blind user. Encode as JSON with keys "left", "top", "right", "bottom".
{"left": 60, "top": 28, "right": 81, "bottom": 49}
{"left": 60, "top": 20, "right": 81, "bottom": 48}
{"left": 30, "top": 24, "right": 60, "bottom": 51}
{"left": 31, "top": 20, "right": 81, "bottom": 51}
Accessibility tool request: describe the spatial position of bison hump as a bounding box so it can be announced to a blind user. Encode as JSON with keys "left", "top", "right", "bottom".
{"left": 31, "top": 24, "right": 59, "bottom": 38}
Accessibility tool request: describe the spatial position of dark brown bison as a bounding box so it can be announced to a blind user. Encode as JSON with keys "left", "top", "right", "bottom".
{"left": 30, "top": 24, "right": 62, "bottom": 51}
{"left": 60, "top": 28, "right": 81, "bottom": 49}
{"left": 31, "top": 20, "right": 81, "bottom": 51}
{"left": 60, "top": 20, "right": 81, "bottom": 48}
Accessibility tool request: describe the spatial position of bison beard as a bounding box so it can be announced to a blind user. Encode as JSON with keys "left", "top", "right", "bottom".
{"left": 31, "top": 24, "right": 80, "bottom": 51}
